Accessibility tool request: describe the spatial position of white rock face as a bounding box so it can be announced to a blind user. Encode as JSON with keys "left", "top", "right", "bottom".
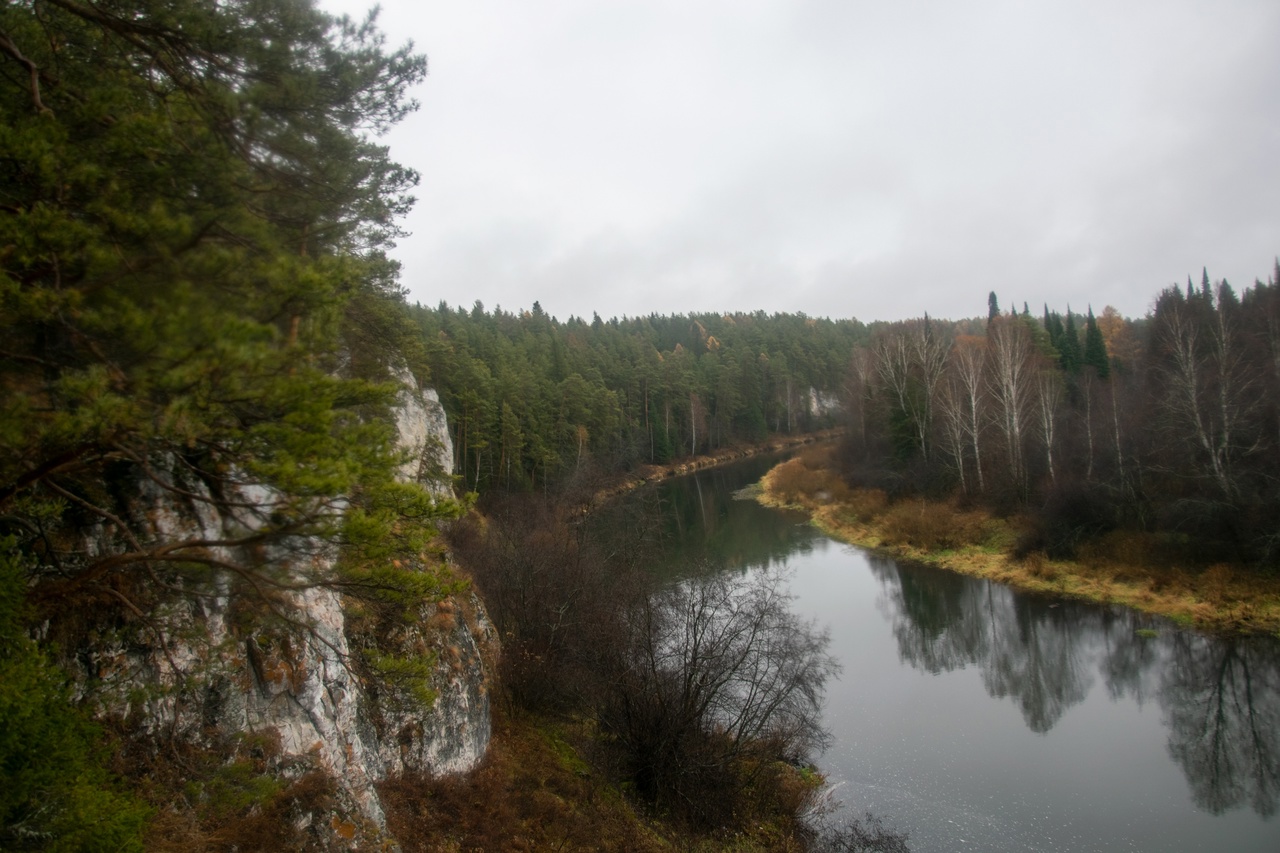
{"left": 368, "top": 592, "right": 495, "bottom": 779}
{"left": 394, "top": 363, "right": 455, "bottom": 496}
{"left": 808, "top": 387, "right": 843, "bottom": 417}
{"left": 74, "top": 374, "right": 491, "bottom": 841}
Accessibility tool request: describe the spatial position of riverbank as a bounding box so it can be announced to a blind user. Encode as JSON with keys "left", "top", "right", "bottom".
{"left": 756, "top": 450, "right": 1280, "bottom": 636}
{"left": 581, "top": 428, "right": 844, "bottom": 509}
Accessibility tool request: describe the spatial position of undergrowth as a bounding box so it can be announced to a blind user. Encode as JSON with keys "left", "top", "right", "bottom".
{"left": 378, "top": 706, "right": 826, "bottom": 852}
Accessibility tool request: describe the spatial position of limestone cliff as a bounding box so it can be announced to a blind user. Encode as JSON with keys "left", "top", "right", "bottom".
{"left": 68, "top": 372, "right": 492, "bottom": 847}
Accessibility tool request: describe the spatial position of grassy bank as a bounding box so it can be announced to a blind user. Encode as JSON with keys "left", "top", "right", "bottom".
{"left": 757, "top": 449, "right": 1280, "bottom": 636}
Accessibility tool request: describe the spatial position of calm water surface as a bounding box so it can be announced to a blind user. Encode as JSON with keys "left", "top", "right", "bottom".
{"left": 595, "top": 453, "right": 1280, "bottom": 852}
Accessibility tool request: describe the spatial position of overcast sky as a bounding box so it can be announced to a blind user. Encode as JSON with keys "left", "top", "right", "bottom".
{"left": 320, "top": 0, "right": 1280, "bottom": 323}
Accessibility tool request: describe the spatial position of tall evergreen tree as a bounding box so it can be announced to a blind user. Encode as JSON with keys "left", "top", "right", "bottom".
{"left": 0, "top": 0, "right": 459, "bottom": 656}
{"left": 1083, "top": 306, "right": 1110, "bottom": 379}
{"left": 1059, "top": 309, "right": 1082, "bottom": 374}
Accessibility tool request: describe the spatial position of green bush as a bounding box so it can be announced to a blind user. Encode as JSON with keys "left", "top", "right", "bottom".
{"left": 0, "top": 541, "right": 150, "bottom": 851}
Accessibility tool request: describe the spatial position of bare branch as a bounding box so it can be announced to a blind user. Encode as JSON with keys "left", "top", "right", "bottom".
{"left": 0, "top": 28, "right": 52, "bottom": 114}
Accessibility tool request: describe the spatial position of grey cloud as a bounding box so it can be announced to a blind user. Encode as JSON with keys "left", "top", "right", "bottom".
{"left": 325, "top": 0, "right": 1280, "bottom": 322}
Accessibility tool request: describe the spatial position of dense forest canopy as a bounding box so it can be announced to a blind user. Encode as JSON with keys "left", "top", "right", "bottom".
{"left": 409, "top": 303, "right": 865, "bottom": 491}
{"left": 415, "top": 260, "right": 1280, "bottom": 566}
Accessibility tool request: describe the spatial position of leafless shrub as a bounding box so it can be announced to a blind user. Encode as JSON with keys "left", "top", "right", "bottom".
{"left": 598, "top": 566, "right": 839, "bottom": 829}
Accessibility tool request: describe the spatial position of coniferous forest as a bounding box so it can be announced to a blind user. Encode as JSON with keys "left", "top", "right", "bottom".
{"left": 2, "top": 0, "right": 1279, "bottom": 850}
{"left": 410, "top": 303, "right": 863, "bottom": 491}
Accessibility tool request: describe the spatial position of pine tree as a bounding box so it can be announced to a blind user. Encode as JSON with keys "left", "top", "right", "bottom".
{"left": 0, "top": 0, "right": 458, "bottom": 652}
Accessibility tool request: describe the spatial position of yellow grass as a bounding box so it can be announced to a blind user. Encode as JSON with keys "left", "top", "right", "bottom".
{"left": 757, "top": 456, "right": 1280, "bottom": 636}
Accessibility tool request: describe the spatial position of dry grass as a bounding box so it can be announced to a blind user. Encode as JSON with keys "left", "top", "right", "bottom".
{"left": 379, "top": 711, "right": 817, "bottom": 853}
{"left": 110, "top": 728, "right": 383, "bottom": 853}
{"left": 878, "top": 500, "right": 990, "bottom": 551}
{"left": 765, "top": 458, "right": 847, "bottom": 506}
{"left": 379, "top": 714, "right": 668, "bottom": 853}
{"left": 757, "top": 459, "right": 1280, "bottom": 635}
{"left": 840, "top": 488, "right": 889, "bottom": 523}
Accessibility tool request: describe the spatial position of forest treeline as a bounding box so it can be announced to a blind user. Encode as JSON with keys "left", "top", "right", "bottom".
{"left": 408, "top": 303, "right": 864, "bottom": 491}
{"left": 413, "top": 266, "right": 1280, "bottom": 567}
{"left": 840, "top": 267, "right": 1280, "bottom": 565}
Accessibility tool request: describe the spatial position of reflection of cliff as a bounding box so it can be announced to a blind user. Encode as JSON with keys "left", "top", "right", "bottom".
{"left": 1161, "top": 635, "right": 1280, "bottom": 817}
{"left": 871, "top": 555, "right": 1280, "bottom": 817}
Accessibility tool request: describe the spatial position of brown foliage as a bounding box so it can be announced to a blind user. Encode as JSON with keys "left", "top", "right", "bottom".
{"left": 1018, "top": 551, "right": 1057, "bottom": 581}
{"left": 1200, "top": 563, "right": 1235, "bottom": 605}
{"left": 769, "top": 458, "right": 827, "bottom": 503}
{"left": 1076, "top": 530, "right": 1183, "bottom": 571}
{"left": 379, "top": 715, "right": 666, "bottom": 853}
{"left": 448, "top": 494, "right": 634, "bottom": 714}
{"left": 879, "top": 500, "right": 988, "bottom": 551}
{"left": 768, "top": 457, "right": 850, "bottom": 505}
{"left": 111, "top": 726, "right": 364, "bottom": 852}
{"left": 841, "top": 488, "right": 889, "bottom": 523}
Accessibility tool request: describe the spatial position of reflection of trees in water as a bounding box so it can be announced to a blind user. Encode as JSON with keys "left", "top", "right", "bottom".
{"left": 872, "top": 555, "right": 1280, "bottom": 817}
{"left": 605, "top": 462, "right": 1280, "bottom": 820}
{"left": 1097, "top": 609, "right": 1164, "bottom": 707}
{"left": 980, "top": 595, "right": 1092, "bottom": 733}
{"left": 1161, "top": 634, "right": 1280, "bottom": 817}
{"left": 594, "top": 461, "right": 819, "bottom": 577}
{"left": 870, "top": 558, "right": 1092, "bottom": 731}
{"left": 869, "top": 555, "right": 990, "bottom": 674}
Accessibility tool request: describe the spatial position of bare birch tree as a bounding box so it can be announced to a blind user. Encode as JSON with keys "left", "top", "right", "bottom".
{"left": 938, "top": 371, "right": 973, "bottom": 494}
{"left": 872, "top": 318, "right": 949, "bottom": 461}
{"left": 1154, "top": 286, "right": 1258, "bottom": 501}
{"left": 951, "top": 335, "right": 988, "bottom": 493}
{"left": 1036, "top": 367, "right": 1063, "bottom": 485}
{"left": 986, "top": 317, "right": 1037, "bottom": 495}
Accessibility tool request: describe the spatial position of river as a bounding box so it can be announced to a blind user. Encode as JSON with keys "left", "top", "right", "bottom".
{"left": 592, "top": 452, "right": 1280, "bottom": 852}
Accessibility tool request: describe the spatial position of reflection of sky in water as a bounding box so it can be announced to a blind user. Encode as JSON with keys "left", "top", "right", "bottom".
{"left": 601, "top": 457, "right": 1280, "bottom": 853}
{"left": 589, "top": 452, "right": 820, "bottom": 578}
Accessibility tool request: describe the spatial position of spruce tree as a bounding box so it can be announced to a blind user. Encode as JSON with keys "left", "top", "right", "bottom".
{"left": 1059, "top": 309, "right": 1082, "bottom": 374}
{"left": 1083, "top": 306, "right": 1110, "bottom": 379}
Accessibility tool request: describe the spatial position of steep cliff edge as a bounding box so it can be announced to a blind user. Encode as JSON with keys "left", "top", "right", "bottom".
{"left": 65, "top": 373, "right": 493, "bottom": 847}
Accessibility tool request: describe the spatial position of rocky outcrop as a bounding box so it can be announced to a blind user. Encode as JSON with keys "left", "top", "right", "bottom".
{"left": 393, "top": 362, "right": 455, "bottom": 496}
{"left": 70, "top": 372, "right": 491, "bottom": 846}
{"left": 808, "top": 387, "right": 842, "bottom": 418}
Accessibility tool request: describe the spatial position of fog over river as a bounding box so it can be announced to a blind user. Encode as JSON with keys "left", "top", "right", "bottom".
{"left": 593, "top": 453, "right": 1279, "bottom": 852}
